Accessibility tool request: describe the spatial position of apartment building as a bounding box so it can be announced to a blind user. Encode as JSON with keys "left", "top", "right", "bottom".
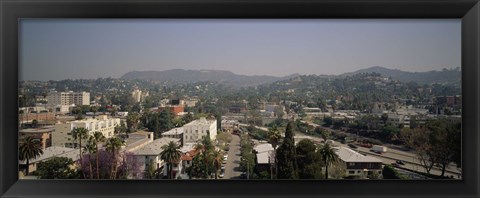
{"left": 52, "top": 115, "right": 120, "bottom": 148}
{"left": 182, "top": 117, "right": 217, "bottom": 145}
{"left": 47, "top": 91, "right": 90, "bottom": 106}
{"left": 335, "top": 147, "right": 383, "bottom": 177}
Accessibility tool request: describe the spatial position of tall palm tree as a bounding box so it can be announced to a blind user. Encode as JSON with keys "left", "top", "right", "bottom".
{"left": 19, "top": 136, "right": 43, "bottom": 176}
{"left": 85, "top": 137, "right": 97, "bottom": 179}
{"left": 267, "top": 125, "right": 281, "bottom": 179}
{"left": 105, "top": 137, "right": 125, "bottom": 179}
{"left": 160, "top": 141, "right": 182, "bottom": 179}
{"left": 92, "top": 131, "right": 106, "bottom": 179}
{"left": 212, "top": 150, "right": 224, "bottom": 179}
{"left": 318, "top": 143, "right": 339, "bottom": 179}
{"left": 72, "top": 127, "right": 89, "bottom": 178}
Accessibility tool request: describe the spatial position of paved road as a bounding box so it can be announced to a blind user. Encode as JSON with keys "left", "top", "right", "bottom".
{"left": 299, "top": 120, "right": 462, "bottom": 178}
{"left": 223, "top": 131, "right": 242, "bottom": 179}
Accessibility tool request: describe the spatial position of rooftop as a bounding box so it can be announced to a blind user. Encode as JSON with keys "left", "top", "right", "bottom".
{"left": 254, "top": 143, "right": 274, "bottom": 154}
{"left": 335, "top": 147, "right": 382, "bottom": 163}
{"left": 132, "top": 138, "right": 180, "bottom": 156}
{"left": 184, "top": 117, "right": 216, "bottom": 127}
{"left": 20, "top": 146, "right": 80, "bottom": 164}
{"left": 19, "top": 126, "right": 55, "bottom": 133}
{"left": 162, "top": 127, "right": 184, "bottom": 135}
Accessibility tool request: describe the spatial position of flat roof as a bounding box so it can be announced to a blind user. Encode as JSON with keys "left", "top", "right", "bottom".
{"left": 19, "top": 127, "right": 55, "bottom": 133}
{"left": 132, "top": 138, "right": 180, "bottom": 156}
{"left": 184, "top": 118, "right": 215, "bottom": 127}
{"left": 162, "top": 127, "right": 184, "bottom": 135}
{"left": 335, "top": 147, "right": 382, "bottom": 163}
{"left": 20, "top": 146, "right": 80, "bottom": 164}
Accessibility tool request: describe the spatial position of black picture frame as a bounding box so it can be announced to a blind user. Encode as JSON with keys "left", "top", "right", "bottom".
{"left": 1, "top": 0, "right": 479, "bottom": 198}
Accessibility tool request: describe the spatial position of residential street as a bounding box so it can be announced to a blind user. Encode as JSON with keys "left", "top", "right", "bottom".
{"left": 223, "top": 131, "right": 242, "bottom": 179}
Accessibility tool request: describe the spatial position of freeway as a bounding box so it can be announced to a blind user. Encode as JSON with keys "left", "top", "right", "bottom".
{"left": 300, "top": 121, "right": 462, "bottom": 178}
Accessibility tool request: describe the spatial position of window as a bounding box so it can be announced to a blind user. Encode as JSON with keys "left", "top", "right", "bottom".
{"left": 349, "top": 171, "right": 355, "bottom": 174}
{"left": 348, "top": 162, "right": 355, "bottom": 166}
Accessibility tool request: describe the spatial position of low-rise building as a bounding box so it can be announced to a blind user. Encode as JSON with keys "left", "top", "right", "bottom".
{"left": 19, "top": 146, "right": 80, "bottom": 174}
{"left": 124, "top": 131, "right": 154, "bottom": 152}
{"left": 335, "top": 147, "right": 383, "bottom": 177}
{"left": 19, "top": 126, "right": 55, "bottom": 149}
{"left": 52, "top": 115, "right": 120, "bottom": 148}
{"left": 132, "top": 138, "right": 181, "bottom": 178}
{"left": 162, "top": 127, "right": 184, "bottom": 140}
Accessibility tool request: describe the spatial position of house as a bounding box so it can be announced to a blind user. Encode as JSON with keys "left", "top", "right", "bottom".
{"left": 335, "top": 147, "right": 383, "bottom": 177}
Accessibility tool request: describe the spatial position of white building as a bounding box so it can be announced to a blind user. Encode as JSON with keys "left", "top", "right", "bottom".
{"left": 132, "top": 138, "right": 181, "bottom": 178}
{"left": 254, "top": 143, "right": 275, "bottom": 165}
{"left": 162, "top": 127, "right": 184, "bottom": 139}
{"left": 131, "top": 89, "right": 149, "bottom": 103}
{"left": 335, "top": 147, "right": 383, "bottom": 177}
{"left": 52, "top": 115, "right": 120, "bottom": 148}
{"left": 182, "top": 117, "right": 217, "bottom": 145}
{"left": 131, "top": 89, "right": 142, "bottom": 103}
{"left": 47, "top": 91, "right": 90, "bottom": 106}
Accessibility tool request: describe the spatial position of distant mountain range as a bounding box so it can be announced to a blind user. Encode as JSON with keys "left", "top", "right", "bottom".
{"left": 341, "top": 66, "right": 461, "bottom": 85}
{"left": 120, "top": 66, "right": 460, "bottom": 88}
{"left": 120, "top": 69, "right": 299, "bottom": 88}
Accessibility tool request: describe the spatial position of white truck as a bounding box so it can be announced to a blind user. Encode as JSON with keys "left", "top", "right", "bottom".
{"left": 371, "top": 145, "right": 388, "bottom": 153}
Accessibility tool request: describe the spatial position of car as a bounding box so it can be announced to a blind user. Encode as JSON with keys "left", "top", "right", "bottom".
{"left": 219, "top": 167, "right": 225, "bottom": 178}
{"left": 390, "top": 162, "right": 399, "bottom": 167}
{"left": 348, "top": 143, "right": 358, "bottom": 149}
{"left": 396, "top": 160, "right": 405, "bottom": 165}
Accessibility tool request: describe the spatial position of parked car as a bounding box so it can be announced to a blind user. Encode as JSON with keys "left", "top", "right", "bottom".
{"left": 390, "top": 163, "right": 399, "bottom": 167}
{"left": 396, "top": 160, "right": 406, "bottom": 165}
{"left": 348, "top": 143, "right": 358, "bottom": 149}
{"left": 219, "top": 167, "right": 225, "bottom": 178}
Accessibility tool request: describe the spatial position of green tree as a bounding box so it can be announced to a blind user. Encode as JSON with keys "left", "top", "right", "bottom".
{"left": 296, "top": 139, "right": 322, "bottom": 179}
{"left": 160, "top": 141, "right": 182, "bottom": 179}
{"left": 19, "top": 136, "right": 44, "bottom": 175}
{"left": 84, "top": 137, "right": 97, "bottom": 179}
{"left": 126, "top": 112, "right": 140, "bottom": 133}
{"left": 318, "top": 143, "right": 339, "bottom": 179}
{"left": 72, "top": 127, "right": 89, "bottom": 178}
{"left": 267, "top": 125, "right": 281, "bottom": 179}
{"left": 105, "top": 137, "right": 125, "bottom": 179}
{"left": 35, "top": 157, "right": 79, "bottom": 179}
{"left": 212, "top": 150, "right": 224, "bottom": 179}
{"left": 276, "top": 122, "right": 298, "bottom": 179}
{"left": 92, "top": 131, "right": 106, "bottom": 179}
{"left": 90, "top": 106, "right": 99, "bottom": 118}
{"left": 144, "top": 159, "right": 157, "bottom": 179}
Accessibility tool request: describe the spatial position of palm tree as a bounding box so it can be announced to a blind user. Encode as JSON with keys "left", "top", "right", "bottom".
{"left": 19, "top": 136, "right": 43, "bottom": 175}
{"left": 160, "top": 141, "right": 182, "bottom": 179}
{"left": 318, "top": 143, "right": 339, "bottom": 179}
{"left": 72, "top": 127, "right": 89, "bottom": 178}
{"left": 212, "top": 150, "right": 224, "bottom": 179}
{"left": 92, "top": 132, "right": 106, "bottom": 179}
{"left": 267, "top": 125, "right": 281, "bottom": 179}
{"left": 105, "top": 137, "right": 125, "bottom": 179}
{"left": 84, "top": 137, "right": 97, "bottom": 179}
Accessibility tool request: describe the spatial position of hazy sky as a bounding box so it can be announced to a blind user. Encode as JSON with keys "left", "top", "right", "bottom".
{"left": 20, "top": 19, "right": 460, "bottom": 81}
